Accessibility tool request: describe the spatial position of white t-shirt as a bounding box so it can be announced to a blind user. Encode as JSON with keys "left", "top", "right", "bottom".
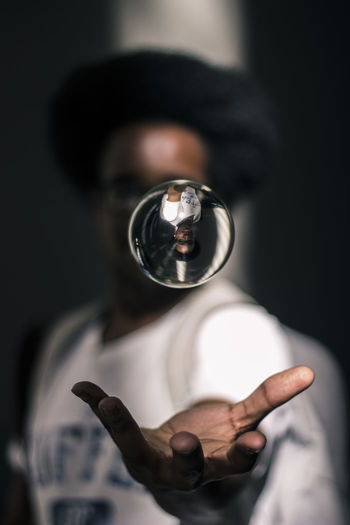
{"left": 160, "top": 186, "right": 201, "bottom": 227}
{"left": 12, "top": 279, "right": 345, "bottom": 525}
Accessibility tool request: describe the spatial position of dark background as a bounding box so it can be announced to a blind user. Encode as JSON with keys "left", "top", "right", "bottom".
{"left": 244, "top": 0, "right": 350, "bottom": 382}
{"left": 1, "top": 0, "right": 349, "bottom": 513}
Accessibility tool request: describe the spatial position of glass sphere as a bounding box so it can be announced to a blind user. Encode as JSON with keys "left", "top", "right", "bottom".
{"left": 128, "top": 180, "right": 234, "bottom": 288}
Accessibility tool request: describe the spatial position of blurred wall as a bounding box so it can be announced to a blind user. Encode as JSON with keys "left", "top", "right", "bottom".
{"left": 242, "top": 0, "right": 350, "bottom": 381}
{"left": 112, "top": 0, "right": 244, "bottom": 66}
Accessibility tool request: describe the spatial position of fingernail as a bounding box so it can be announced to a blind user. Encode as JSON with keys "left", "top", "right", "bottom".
{"left": 245, "top": 447, "right": 261, "bottom": 455}
{"left": 71, "top": 388, "right": 90, "bottom": 403}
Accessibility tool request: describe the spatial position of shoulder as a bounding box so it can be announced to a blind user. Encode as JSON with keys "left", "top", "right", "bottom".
{"left": 180, "top": 278, "right": 290, "bottom": 364}
{"left": 15, "top": 301, "right": 102, "bottom": 433}
{"left": 182, "top": 280, "right": 292, "bottom": 402}
{"left": 197, "top": 288, "right": 290, "bottom": 367}
{"left": 199, "top": 301, "right": 285, "bottom": 346}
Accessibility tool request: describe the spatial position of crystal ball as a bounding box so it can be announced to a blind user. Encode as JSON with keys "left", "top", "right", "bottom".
{"left": 128, "top": 180, "right": 234, "bottom": 288}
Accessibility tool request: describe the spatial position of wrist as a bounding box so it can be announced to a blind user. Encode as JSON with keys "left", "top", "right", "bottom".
{"left": 148, "top": 475, "right": 250, "bottom": 521}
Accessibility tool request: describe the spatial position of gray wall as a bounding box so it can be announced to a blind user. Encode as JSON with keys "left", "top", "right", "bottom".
{"left": 243, "top": 0, "right": 350, "bottom": 379}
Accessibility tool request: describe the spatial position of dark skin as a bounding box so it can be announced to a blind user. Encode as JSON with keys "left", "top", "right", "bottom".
{"left": 72, "top": 367, "right": 314, "bottom": 521}
{"left": 174, "top": 222, "right": 195, "bottom": 254}
{"left": 94, "top": 124, "right": 208, "bottom": 340}
{"left": 5, "top": 123, "right": 314, "bottom": 524}
{"left": 73, "top": 124, "right": 314, "bottom": 519}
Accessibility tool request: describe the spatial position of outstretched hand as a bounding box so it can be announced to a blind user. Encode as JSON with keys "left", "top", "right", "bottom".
{"left": 72, "top": 366, "right": 314, "bottom": 492}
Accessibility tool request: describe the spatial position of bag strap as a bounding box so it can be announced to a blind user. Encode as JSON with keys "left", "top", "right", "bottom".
{"left": 29, "top": 302, "right": 101, "bottom": 423}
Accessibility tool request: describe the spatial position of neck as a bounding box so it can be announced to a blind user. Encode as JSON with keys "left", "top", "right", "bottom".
{"left": 102, "top": 270, "right": 190, "bottom": 342}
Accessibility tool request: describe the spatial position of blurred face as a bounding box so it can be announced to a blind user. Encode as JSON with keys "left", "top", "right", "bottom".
{"left": 174, "top": 223, "right": 195, "bottom": 254}
{"left": 94, "top": 123, "right": 208, "bottom": 276}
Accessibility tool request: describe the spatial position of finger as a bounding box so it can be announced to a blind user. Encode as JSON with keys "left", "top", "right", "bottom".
{"left": 72, "top": 381, "right": 108, "bottom": 418}
{"left": 232, "top": 366, "right": 314, "bottom": 431}
{"left": 72, "top": 382, "right": 153, "bottom": 465}
{"left": 72, "top": 380, "right": 117, "bottom": 439}
{"left": 98, "top": 396, "right": 152, "bottom": 465}
{"left": 227, "top": 431, "right": 266, "bottom": 474}
{"left": 170, "top": 432, "right": 204, "bottom": 489}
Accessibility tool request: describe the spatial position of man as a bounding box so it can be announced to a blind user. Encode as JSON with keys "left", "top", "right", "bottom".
{"left": 161, "top": 183, "right": 201, "bottom": 255}
{"left": 6, "top": 50, "right": 346, "bottom": 524}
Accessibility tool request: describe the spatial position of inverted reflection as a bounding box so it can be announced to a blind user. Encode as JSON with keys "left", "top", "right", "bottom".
{"left": 128, "top": 180, "right": 234, "bottom": 288}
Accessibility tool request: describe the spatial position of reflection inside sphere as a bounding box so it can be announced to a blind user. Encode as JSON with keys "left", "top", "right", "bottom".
{"left": 128, "top": 180, "right": 234, "bottom": 288}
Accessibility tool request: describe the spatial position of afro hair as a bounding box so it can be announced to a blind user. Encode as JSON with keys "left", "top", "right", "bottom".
{"left": 50, "top": 49, "right": 276, "bottom": 206}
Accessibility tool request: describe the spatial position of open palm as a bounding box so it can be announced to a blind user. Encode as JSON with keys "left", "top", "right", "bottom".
{"left": 72, "top": 366, "right": 314, "bottom": 491}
